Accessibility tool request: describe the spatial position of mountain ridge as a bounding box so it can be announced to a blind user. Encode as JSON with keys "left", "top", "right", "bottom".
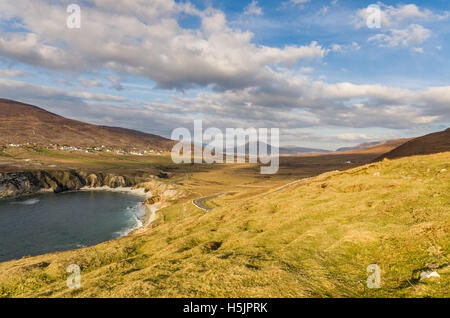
{"left": 336, "top": 139, "right": 404, "bottom": 152}
{"left": 376, "top": 128, "right": 450, "bottom": 160}
{"left": 0, "top": 99, "right": 175, "bottom": 151}
{"left": 225, "top": 141, "right": 331, "bottom": 155}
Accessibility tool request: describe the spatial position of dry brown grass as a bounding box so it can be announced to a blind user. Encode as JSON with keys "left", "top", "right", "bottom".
{"left": 0, "top": 152, "right": 448, "bottom": 298}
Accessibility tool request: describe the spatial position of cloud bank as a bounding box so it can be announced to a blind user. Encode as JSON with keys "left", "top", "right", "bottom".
{"left": 0, "top": 0, "right": 448, "bottom": 148}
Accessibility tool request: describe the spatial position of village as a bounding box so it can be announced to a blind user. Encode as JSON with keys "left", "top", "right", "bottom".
{"left": 1, "top": 143, "right": 163, "bottom": 156}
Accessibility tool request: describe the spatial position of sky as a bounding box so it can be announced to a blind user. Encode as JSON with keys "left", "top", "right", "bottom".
{"left": 0, "top": 0, "right": 449, "bottom": 150}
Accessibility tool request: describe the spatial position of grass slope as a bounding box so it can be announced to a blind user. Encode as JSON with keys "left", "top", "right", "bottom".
{"left": 378, "top": 128, "right": 450, "bottom": 160}
{"left": 0, "top": 152, "right": 448, "bottom": 298}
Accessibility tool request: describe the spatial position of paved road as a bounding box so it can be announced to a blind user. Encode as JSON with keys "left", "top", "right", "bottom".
{"left": 269, "top": 179, "right": 304, "bottom": 193}
{"left": 192, "top": 193, "right": 225, "bottom": 212}
{"left": 192, "top": 177, "right": 313, "bottom": 212}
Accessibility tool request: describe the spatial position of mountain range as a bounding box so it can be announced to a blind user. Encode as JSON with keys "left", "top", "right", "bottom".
{"left": 1, "top": 99, "right": 449, "bottom": 159}
{"left": 336, "top": 139, "right": 405, "bottom": 152}
{"left": 224, "top": 142, "right": 331, "bottom": 155}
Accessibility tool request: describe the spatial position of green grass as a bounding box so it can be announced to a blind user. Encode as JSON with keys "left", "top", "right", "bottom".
{"left": 0, "top": 152, "right": 12, "bottom": 158}
{"left": 0, "top": 152, "right": 448, "bottom": 298}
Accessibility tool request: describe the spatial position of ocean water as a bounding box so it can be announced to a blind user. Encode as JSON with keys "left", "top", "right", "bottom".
{"left": 0, "top": 191, "right": 146, "bottom": 262}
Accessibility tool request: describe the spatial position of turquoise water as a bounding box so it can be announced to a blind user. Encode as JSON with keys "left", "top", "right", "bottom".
{"left": 0, "top": 191, "right": 146, "bottom": 262}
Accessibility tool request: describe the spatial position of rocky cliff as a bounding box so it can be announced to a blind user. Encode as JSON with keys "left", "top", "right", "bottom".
{"left": 0, "top": 170, "right": 145, "bottom": 198}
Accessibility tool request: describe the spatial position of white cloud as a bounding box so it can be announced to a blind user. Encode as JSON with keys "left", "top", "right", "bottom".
{"left": 291, "top": 0, "right": 310, "bottom": 4}
{"left": 412, "top": 116, "right": 440, "bottom": 124}
{"left": 299, "top": 67, "right": 314, "bottom": 73}
{"left": 336, "top": 133, "right": 374, "bottom": 141}
{"left": 244, "top": 0, "right": 263, "bottom": 16}
{"left": 167, "top": 70, "right": 450, "bottom": 130}
{"left": 0, "top": 69, "right": 27, "bottom": 77}
{"left": 0, "top": 78, "right": 127, "bottom": 102}
{"left": 0, "top": 0, "right": 326, "bottom": 91}
{"left": 107, "top": 76, "right": 123, "bottom": 91}
{"left": 355, "top": 3, "right": 446, "bottom": 29}
{"left": 280, "top": 0, "right": 310, "bottom": 10}
{"left": 0, "top": 0, "right": 448, "bottom": 145}
{"left": 355, "top": 3, "right": 446, "bottom": 49}
{"left": 79, "top": 78, "right": 103, "bottom": 87}
{"left": 318, "top": 6, "right": 329, "bottom": 15}
{"left": 0, "top": 33, "right": 76, "bottom": 71}
{"left": 330, "top": 41, "right": 360, "bottom": 53}
{"left": 369, "top": 24, "right": 431, "bottom": 47}
{"left": 0, "top": 75, "right": 448, "bottom": 148}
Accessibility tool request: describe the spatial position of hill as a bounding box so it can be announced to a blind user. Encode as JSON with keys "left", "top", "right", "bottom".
{"left": 0, "top": 99, "right": 175, "bottom": 151}
{"left": 0, "top": 152, "right": 448, "bottom": 297}
{"left": 280, "top": 145, "right": 330, "bottom": 155}
{"left": 337, "top": 138, "right": 411, "bottom": 155}
{"left": 225, "top": 141, "right": 330, "bottom": 155}
{"left": 336, "top": 139, "right": 408, "bottom": 152}
{"left": 376, "top": 128, "right": 450, "bottom": 160}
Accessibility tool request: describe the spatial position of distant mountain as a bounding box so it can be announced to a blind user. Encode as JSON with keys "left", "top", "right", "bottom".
{"left": 336, "top": 139, "right": 405, "bottom": 152}
{"left": 375, "top": 128, "right": 450, "bottom": 161}
{"left": 225, "top": 141, "right": 330, "bottom": 155}
{"left": 337, "top": 138, "right": 412, "bottom": 156}
{"left": 279, "top": 146, "right": 331, "bottom": 155}
{"left": 0, "top": 99, "right": 175, "bottom": 150}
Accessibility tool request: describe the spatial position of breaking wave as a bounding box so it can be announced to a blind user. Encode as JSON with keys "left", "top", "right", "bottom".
{"left": 11, "top": 198, "right": 40, "bottom": 205}
{"left": 114, "top": 202, "right": 146, "bottom": 237}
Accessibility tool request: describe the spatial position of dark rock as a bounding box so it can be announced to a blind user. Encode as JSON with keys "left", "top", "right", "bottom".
{"left": 203, "top": 241, "right": 222, "bottom": 251}
{"left": 157, "top": 171, "right": 169, "bottom": 179}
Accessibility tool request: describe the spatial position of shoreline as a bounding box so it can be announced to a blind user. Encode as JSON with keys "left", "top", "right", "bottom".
{"left": 79, "top": 186, "right": 160, "bottom": 236}
{"left": 6, "top": 184, "right": 164, "bottom": 232}
{"left": 79, "top": 185, "right": 152, "bottom": 198}
{"left": 0, "top": 169, "right": 183, "bottom": 263}
{"left": 2, "top": 186, "right": 162, "bottom": 256}
{"left": 79, "top": 186, "right": 160, "bottom": 233}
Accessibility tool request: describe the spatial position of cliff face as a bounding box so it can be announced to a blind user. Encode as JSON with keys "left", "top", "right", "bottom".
{"left": 0, "top": 170, "right": 142, "bottom": 198}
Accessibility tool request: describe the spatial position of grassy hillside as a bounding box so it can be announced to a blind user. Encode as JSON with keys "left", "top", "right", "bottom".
{"left": 0, "top": 99, "right": 175, "bottom": 150}
{"left": 378, "top": 128, "right": 450, "bottom": 160}
{"left": 0, "top": 152, "right": 448, "bottom": 298}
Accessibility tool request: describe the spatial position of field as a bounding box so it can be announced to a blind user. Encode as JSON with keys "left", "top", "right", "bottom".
{"left": 0, "top": 144, "right": 396, "bottom": 196}
{"left": 0, "top": 146, "right": 448, "bottom": 297}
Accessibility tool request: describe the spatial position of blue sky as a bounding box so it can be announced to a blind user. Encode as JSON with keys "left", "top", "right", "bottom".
{"left": 0, "top": 0, "right": 449, "bottom": 150}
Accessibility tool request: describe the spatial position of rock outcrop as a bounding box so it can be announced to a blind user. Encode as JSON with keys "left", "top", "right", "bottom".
{"left": 0, "top": 170, "right": 139, "bottom": 198}
{"left": 145, "top": 195, "right": 161, "bottom": 205}
{"left": 134, "top": 179, "right": 183, "bottom": 203}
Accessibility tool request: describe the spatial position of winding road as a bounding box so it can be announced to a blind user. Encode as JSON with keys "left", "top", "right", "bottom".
{"left": 192, "top": 193, "right": 225, "bottom": 212}
{"left": 191, "top": 178, "right": 310, "bottom": 212}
